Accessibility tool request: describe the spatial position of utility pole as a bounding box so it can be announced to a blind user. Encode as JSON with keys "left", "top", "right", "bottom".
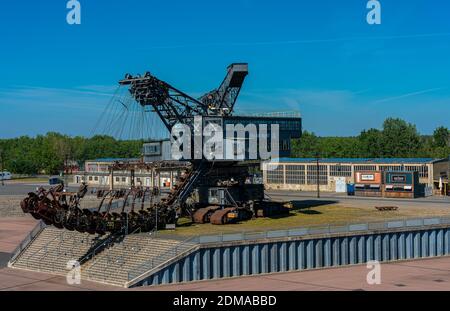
{"left": 316, "top": 154, "right": 320, "bottom": 199}
{"left": 109, "top": 166, "right": 114, "bottom": 191}
{"left": 0, "top": 148, "right": 4, "bottom": 186}
{"left": 155, "top": 205, "right": 158, "bottom": 237}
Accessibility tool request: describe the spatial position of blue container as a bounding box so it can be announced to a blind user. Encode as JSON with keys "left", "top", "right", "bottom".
{"left": 347, "top": 183, "right": 355, "bottom": 196}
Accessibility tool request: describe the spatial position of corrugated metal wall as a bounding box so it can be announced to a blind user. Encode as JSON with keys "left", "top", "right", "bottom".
{"left": 133, "top": 227, "right": 450, "bottom": 287}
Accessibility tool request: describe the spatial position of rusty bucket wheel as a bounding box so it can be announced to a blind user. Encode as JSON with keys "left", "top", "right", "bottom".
{"left": 75, "top": 213, "right": 89, "bottom": 233}
{"left": 63, "top": 211, "right": 77, "bottom": 231}
{"left": 20, "top": 196, "right": 31, "bottom": 214}
{"left": 52, "top": 209, "right": 66, "bottom": 229}
{"left": 24, "top": 191, "right": 45, "bottom": 220}
{"left": 36, "top": 197, "right": 55, "bottom": 225}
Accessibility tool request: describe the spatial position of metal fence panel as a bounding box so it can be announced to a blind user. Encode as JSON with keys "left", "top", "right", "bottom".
{"left": 222, "top": 234, "right": 244, "bottom": 242}
{"left": 288, "top": 228, "right": 309, "bottom": 237}
{"left": 368, "top": 222, "right": 387, "bottom": 231}
{"left": 308, "top": 227, "right": 330, "bottom": 235}
{"left": 349, "top": 224, "right": 369, "bottom": 232}
{"left": 329, "top": 226, "right": 349, "bottom": 234}
{"left": 406, "top": 219, "right": 423, "bottom": 227}
{"left": 424, "top": 218, "right": 440, "bottom": 226}
{"left": 387, "top": 221, "right": 405, "bottom": 229}
{"left": 199, "top": 235, "right": 222, "bottom": 243}
{"left": 267, "top": 230, "right": 288, "bottom": 238}
{"left": 244, "top": 232, "right": 266, "bottom": 240}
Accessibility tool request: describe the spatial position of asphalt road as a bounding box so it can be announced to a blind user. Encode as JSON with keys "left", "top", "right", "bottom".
{"left": 2, "top": 255, "right": 450, "bottom": 291}
{"left": 0, "top": 182, "right": 79, "bottom": 196}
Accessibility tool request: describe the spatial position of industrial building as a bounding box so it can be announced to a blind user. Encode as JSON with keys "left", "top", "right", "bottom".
{"left": 262, "top": 158, "right": 450, "bottom": 195}
{"left": 74, "top": 157, "right": 182, "bottom": 189}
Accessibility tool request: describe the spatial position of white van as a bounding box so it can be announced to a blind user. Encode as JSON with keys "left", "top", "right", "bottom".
{"left": 0, "top": 172, "right": 12, "bottom": 181}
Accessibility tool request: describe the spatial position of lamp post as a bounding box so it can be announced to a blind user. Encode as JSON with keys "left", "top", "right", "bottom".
{"left": 316, "top": 153, "right": 320, "bottom": 199}
{"left": 0, "top": 148, "right": 4, "bottom": 186}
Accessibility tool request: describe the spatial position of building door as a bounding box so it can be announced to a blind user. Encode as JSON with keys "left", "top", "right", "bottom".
{"left": 335, "top": 177, "right": 347, "bottom": 193}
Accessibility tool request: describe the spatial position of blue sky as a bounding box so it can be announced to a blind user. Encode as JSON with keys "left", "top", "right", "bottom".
{"left": 0, "top": 0, "right": 449, "bottom": 138}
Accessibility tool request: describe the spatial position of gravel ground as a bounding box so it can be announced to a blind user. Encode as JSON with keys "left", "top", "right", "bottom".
{"left": 0, "top": 195, "right": 102, "bottom": 218}
{"left": 0, "top": 196, "right": 25, "bottom": 217}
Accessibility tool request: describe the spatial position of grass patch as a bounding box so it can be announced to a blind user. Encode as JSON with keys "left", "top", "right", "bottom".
{"left": 160, "top": 204, "right": 450, "bottom": 238}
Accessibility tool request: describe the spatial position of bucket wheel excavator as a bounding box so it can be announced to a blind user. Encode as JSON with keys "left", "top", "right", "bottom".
{"left": 20, "top": 64, "right": 298, "bottom": 234}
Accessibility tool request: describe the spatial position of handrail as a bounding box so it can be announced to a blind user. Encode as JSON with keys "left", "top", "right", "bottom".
{"left": 25, "top": 229, "right": 62, "bottom": 269}
{"left": 127, "top": 235, "right": 197, "bottom": 281}
{"left": 125, "top": 215, "right": 450, "bottom": 284}
{"left": 35, "top": 230, "right": 67, "bottom": 272}
{"left": 194, "top": 216, "right": 450, "bottom": 245}
{"left": 78, "top": 233, "right": 116, "bottom": 266}
{"left": 225, "top": 189, "right": 238, "bottom": 207}
{"left": 85, "top": 226, "right": 143, "bottom": 281}
{"left": 9, "top": 220, "right": 47, "bottom": 264}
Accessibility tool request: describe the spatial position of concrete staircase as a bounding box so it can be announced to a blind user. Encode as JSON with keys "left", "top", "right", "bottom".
{"left": 9, "top": 226, "right": 197, "bottom": 287}
{"left": 11, "top": 227, "right": 101, "bottom": 275}
{"left": 82, "top": 234, "right": 189, "bottom": 286}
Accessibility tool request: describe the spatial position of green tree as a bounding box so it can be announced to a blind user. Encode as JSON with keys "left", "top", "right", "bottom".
{"left": 358, "top": 129, "right": 383, "bottom": 158}
{"left": 0, "top": 133, "right": 144, "bottom": 175}
{"left": 291, "top": 131, "right": 319, "bottom": 157}
{"left": 380, "top": 118, "right": 421, "bottom": 157}
{"left": 433, "top": 126, "right": 450, "bottom": 148}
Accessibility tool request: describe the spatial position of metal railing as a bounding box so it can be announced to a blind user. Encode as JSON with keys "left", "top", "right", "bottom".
{"left": 34, "top": 230, "right": 70, "bottom": 272}
{"left": 85, "top": 226, "right": 146, "bottom": 282}
{"left": 126, "top": 215, "right": 450, "bottom": 283}
{"left": 192, "top": 216, "right": 450, "bottom": 244}
{"left": 9, "top": 220, "right": 47, "bottom": 263}
{"left": 127, "top": 235, "right": 198, "bottom": 282}
{"left": 23, "top": 230, "right": 62, "bottom": 270}
{"left": 234, "top": 111, "right": 301, "bottom": 118}
{"left": 78, "top": 233, "right": 117, "bottom": 266}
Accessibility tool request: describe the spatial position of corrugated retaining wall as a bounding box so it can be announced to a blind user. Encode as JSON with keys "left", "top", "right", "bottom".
{"left": 131, "top": 223, "right": 450, "bottom": 287}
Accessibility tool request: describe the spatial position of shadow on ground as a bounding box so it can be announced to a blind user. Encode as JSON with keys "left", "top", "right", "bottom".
{"left": 0, "top": 252, "right": 11, "bottom": 268}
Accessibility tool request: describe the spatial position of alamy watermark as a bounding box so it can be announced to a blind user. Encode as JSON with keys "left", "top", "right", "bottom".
{"left": 64, "top": 1, "right": 380, "bottom": 27}
{"left": 66, "top": 260, "right": 81, "bottom": 285}
{"left": 66, "top": 0, "right": 81, "bottom": 25}
{"left": 367, "top": 0, "right": 381, "bottom": 25}
{"left": 171, "top": 117, "right": 280, "bottom": 164}
{"left": 366, "top": 260, "right": 382, "bottom": 285}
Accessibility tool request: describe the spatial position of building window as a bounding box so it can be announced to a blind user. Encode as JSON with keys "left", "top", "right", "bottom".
{"left": 354, "top": 165, "right": 377, "bottom": 172}
{"left": 285, "top": 165, "right": 306, "bottom": 185}
{"left": 379, "top": 165, "right": 402, "bottom": 172}
{"left": 88, "top": 176, "right": 93, "bottom": 181}
{"left": 94, "top": 176, "right": 99, "bottom": 181}
{"left": 307, "top": 165, "right": 328, "bottom": 185}
{"left": 115, "top": 177, "right": 120, "bottom": 182}
{"left": 122, "top": 177, "right": 126, "bottom": 182}
{"left": 330, "top": 165, "right": 352, "bottom": 177}
{"left": 405, "top": 165, "right": 429, "bottom": 178}
{"left": 280, "top": 139, "right": 290, "bottom": 151}
{"left": 144, "top": 143, "right": 161, "bottom": 156}
{"left": 266, "top": 165, "right": 284, "bottom": 184}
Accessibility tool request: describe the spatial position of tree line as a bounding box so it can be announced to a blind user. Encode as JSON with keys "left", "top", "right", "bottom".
{"left": 292, "top": 118, "right": 450, "bottom": 159}
{"left": 0, "top": 133, "right": 143, "bottom": 175}
{"left": 0, "top": 118, "right": 448, "bottom": 175}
